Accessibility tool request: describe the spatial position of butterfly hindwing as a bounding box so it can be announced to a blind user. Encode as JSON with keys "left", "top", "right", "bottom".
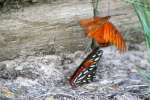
{"left": 75, "top": 64, "right": 97, "bottom": 85}
{"left": 69, "top": 47, "right": 103, "bottom": 87}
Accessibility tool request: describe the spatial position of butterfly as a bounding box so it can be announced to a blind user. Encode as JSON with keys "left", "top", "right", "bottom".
{"left": 80, "top": 16, "right": 127, "bottom": 52}
{"left": 69, "top": 47, "right": 103, "bottom": 87}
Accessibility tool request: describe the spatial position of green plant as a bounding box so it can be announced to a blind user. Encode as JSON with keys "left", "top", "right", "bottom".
{"left": 123, "top": 0, "right": 150, "bottom": 62}
{"left": 133, "top": 1, "right": 150, "bottom": 62}
{"left": 124, "top": 0, "right": 150, "bottom": 87}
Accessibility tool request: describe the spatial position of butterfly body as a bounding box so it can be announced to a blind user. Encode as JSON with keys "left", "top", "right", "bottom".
{"left": 80, "top": 16, "right": 126, "bottom": 52}
{"left": 69, "top": 47, "right": 103, "bottom": 87}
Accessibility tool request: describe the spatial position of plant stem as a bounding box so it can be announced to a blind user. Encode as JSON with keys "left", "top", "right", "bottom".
{"left": 91, "top": 0, "right": 100, "bottom": 49}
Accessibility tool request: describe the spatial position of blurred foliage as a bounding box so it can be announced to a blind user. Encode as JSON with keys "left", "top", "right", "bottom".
{"left": 124, "top": 0, "right": 150, "bottom": 10}
{"left": 133, "top": 2, "right": 150, "bottom": 62}
{"left": 124, "top": 0, "right": 150, "bottom": 62}
{"left": 125, "top": 0, "right": 150, "bottom": 89}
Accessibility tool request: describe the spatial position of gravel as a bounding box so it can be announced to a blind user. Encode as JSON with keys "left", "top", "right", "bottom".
{"left": 0, "top": 44, "right": 150, "bottom": 100}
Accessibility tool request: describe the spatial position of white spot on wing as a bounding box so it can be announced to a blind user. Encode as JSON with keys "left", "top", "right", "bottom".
{"left": 84, "top": 70, "right": 89, "bottom": 74}
{"left": 98, "top": 53, "right": 102, "bottom": 56}
{"left": 88, "top": 74, "right": 91, "bottom": 77}
{"left": 78, "top": 73, "right": 82, "bottom": 78}
{"left": 92, "top": 55, "right": 96, "bottom": 58}
{"left": 83, "top": 80, "right": 86, "bottom": 83}
{"left": 90, "top": 65, "right": 95, "bottom": 67}
{"left": 89, "top": 68, "right": 93, "bottom": 70}
{"left": 94, "top": 57, "right": 99, "bottom": 61}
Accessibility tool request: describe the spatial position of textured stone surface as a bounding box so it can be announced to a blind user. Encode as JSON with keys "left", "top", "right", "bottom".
{"left": 0, "top": 0, "right": 92, "bottom": 61}
{"left": 0, "top": 0, "right": 146, "bottom": 61}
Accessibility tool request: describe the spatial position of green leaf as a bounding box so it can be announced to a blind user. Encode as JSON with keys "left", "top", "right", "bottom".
{"left": 123, "top": 0, "right": 150, "bottom": 10}
{"left": 132, "top": 1, "right": 150, "bottom": 62}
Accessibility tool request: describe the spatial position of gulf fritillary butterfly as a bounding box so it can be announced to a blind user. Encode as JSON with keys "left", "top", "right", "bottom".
{"left": 80, "top": 16, "right": 127, "bottom": 52}
{"left": 69, "top": 47, "right": 103, "bottom": 87}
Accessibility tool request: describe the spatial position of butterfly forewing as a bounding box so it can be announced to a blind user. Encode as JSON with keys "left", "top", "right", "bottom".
{"left": 69, "top": 47, "right": 103, "bottom": 87}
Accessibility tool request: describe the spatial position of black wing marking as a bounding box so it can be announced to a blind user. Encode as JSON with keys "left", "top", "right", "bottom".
{"left": 69, "top": 47, "right": 103, "bottom": 87}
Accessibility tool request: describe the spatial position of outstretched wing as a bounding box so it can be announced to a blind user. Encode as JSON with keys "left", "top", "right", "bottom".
{"left": 80, "top": 16, "right": 126, "bottom": 52}
{"left": 69, "top": 47, "right": 103, "bottom": 87}
{"left": 103, "top": 22, "right": 126, "bottom": 52}
{"left": 80, "top": 16, "right": 110, "bottom": 36}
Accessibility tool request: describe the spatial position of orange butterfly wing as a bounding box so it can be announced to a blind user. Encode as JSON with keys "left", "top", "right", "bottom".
{"left": 102, "top": 22, "right": 126, "bottom": 52}
{"left": 80, "top": 16, "right": 110, "bottom": 36}
{"left": 80, "top": 16, "right": 126, "bottom": 52}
